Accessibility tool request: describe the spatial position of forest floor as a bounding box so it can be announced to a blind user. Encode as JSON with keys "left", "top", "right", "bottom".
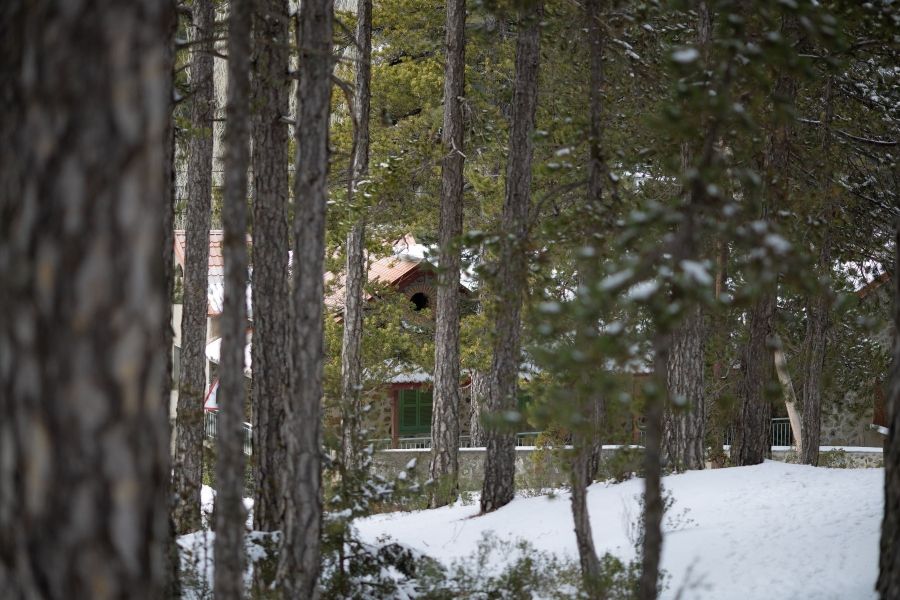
{"left": 357, "top": 461, "right": 883, "bottom": 599}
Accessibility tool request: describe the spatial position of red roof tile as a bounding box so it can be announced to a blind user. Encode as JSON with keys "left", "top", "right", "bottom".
{"left": 173, "top": 229, "right": 225, "bottom": 276}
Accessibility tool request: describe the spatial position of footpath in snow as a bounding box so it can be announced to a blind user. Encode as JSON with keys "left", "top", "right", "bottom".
{"left": 357, "top": 461, "right": 883, "bottom": 600}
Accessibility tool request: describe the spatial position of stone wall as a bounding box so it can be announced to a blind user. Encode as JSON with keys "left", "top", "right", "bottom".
{"left": 769, "top": 447, "right": 884, "bottom": 469}
{"left": 820, "top": 389, "right": 884, "bottom": 448}
{"left": 372, "top": 447, "right": 575, "bottom": 491}
{"left": 371, "top": 445, "right": 884, "bottom": 491}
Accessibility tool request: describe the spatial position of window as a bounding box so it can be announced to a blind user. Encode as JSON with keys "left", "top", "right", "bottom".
{"left": 410, "top": 292, "right": 430, "bottom": 311}
{"left": 398, "top": 388, "right": 432, "bottom": 435}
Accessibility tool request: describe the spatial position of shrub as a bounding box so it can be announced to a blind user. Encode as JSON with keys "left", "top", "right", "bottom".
{"left": 599, "top": 446, "right": 644, "bottom": 483}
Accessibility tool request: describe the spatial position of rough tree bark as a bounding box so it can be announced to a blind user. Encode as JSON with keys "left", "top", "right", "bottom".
{"left": 707, "top": 238, "right": 729, "bottom": 466}
{"left": 571, "top": 440, "right": 601, "bottom": 588}
{"left": 664, "top": 303, "right": 706, "bottom": 471}
{"left": 161, "top": 5, "right": 182, "bottom": 595}
{"left": 480, "top": 0, "right": 542, "bottom": 514}
{"left": 639, "top": 339, "right": 669, "bottom": 600}
{"left": 878, "top": 214, "right": 900, "bottom": 598}
{"left": 251, "top": 0, "right": 291, "bottom": 533}
{"left": 430, "top": 0, "right": 466, "bottom": 508}
{"left": 733, "top": 302, "right": 771, "bottom": 465}
{"left": 734, "top": 17, "right": 797, "bottom": 467}
{"left": 734, "top": 293, "right": 776, "bottom": 465}
{"left": 340, "top": 0, "right": 372, "bottom": 474}
{"left": 281, "top": 0, "right": 333, "bottom": 594}
{"left": 569, "top": 0, "right": 606, "bottom": 586}
{"left": 174, "top": 0, "right": 216, "bottom": 534}
{"left": 469, "top": 369, "right": 490, "bottom": 446}
{"left": 799, "top": 79, "right": 834, "bottom": 466}
{"left": 799, "top": 244, "right": 830, "bottom": 466}
{"left": 214, "top": 0, "right": 252, "bottom": 597}
{"left": 0, "top": 1, "right": 174, "bottom": 596}
{"left": 469, "top": 238, "right": 490, "bottom": 448}
{"left": 663, "top": 1, "right": 711, "bottom": 473}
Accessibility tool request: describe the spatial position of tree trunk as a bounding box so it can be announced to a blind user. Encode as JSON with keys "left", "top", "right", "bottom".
{"left": 639, "top": 339, "right": 669, "bottom": 600}
{"left": 480, "top": 1, "right": 542, "bottom": 515}
{"left": 663, "top": 1, "right": 711, "bottom": 474}
{"left": 734, "top": 16, "right": 796, "bottom": 467}
{"left": 799, "top": 79, "right": 834, "bottom": 467}
{"left": 281, "top": 0, "right": 333, "bottom": 594}
{"left": 799, "top": 254, "right": 830, "bottom": 467}
{"left": 161, "top": 5, "right": 182, "bottom": 596}
{"left": 571, "top": 445, "right": 602, "bottom": 591}
{"left": 469, "top": 369, "right": 489, "bottom": 446}
{"left": 569, "top": 0, "right": 606, "bottom": 586}
{"left": 214, "top": 0, "right": 252, "bottom": 597}
{"left": 174, "top": 0, "right": 216, "bottom": 535}
{"left": 0, "top": 2, "right": 174, "bottom": 597}
{"left": 734, "top": 293, "right": 775, "bottom": 465}
{"left": 430, "top": 0, "right": 466, "bottom": 508}
{"left": 665, "top": 304, "right": 706, "bottom": 471}
{"left": 251, "top": 0, "right": 291, "bottom": 533}
{"left": 340, "top": 0, "right": 372, "bottom": 474}
{"left": 708, "top": 237, "right": 728, "bottom": 465}
{"left": 340, "top": 221, "right": 366, "bottom": 471}
{"left": 877, "top": 214, "right": 900, "bottom": 598}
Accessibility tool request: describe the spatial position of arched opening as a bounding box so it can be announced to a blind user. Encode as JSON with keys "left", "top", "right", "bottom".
{"left": 410, "top": 292, "right": 430, "bottom": 311}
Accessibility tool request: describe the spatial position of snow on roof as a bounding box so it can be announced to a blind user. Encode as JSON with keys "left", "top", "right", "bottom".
{"left": 205, "top": 332, "right": 252, "bottom": 376}
{"left": 325, "top": 235, "right": 429, "bottom": 310}
{"left": 175, "top": 231, "right": 465, "bottom": 317}
{"left": 388, "top": 368, "right": 433, "bottom": 384}
{"left": 206, "top": 273, "right": 253, "bottom": 319}
{"left": 174, "top": 230, "right": 253, "bottom": 316}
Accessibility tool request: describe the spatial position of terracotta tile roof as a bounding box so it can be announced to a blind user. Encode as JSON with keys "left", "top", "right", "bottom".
{"left": 174, "top": 230, "right": 252, "bottom": 316}
{"left": 174, "top": 231, "right": 426, "bottom": 314}
{"left": 324, "top": 254, "right": 424, "bottom": 310}
{"left": 174, "top": 229, "right": 225, "bottom": 276}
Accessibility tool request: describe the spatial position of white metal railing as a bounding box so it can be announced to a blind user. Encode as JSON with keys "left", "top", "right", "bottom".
{"left": 204, "top": 410, "right": 253, "bottom": 456}
{"left": 723, "top": 417, "right": 794, "bottom": 447}
{"left": 770, "top": 417, "right": 792, "bottom": 446}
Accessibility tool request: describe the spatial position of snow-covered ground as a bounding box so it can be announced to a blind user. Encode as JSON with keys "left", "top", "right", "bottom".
{"left": 357, "top": 461, "right": 883, "bottom": 599}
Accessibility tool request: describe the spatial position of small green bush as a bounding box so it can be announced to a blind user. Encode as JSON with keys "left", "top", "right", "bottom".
{"left": 598, "top": 446, "right": 644, "bottom": 483}
{"left": 819, "top": 449, "right": 851, "bottom": 468}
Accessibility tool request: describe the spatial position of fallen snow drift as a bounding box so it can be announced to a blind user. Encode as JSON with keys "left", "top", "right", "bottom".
{"left": 357, "top": 461, "right": 882, "bottom": 599}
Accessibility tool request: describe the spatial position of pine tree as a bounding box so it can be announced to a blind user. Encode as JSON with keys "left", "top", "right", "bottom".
{"left": 250, "top": 0, "right": 292, "bottom": 533}
{"left": 878, "top": 215, "right": 900, "bottom": 598}
{"left": 174, "top": 0, "right": 216, "bottom": 534}
{"left": 214, "top": 0, "right": 252, "bottom": 596}
{"left": 663, "top": 2, "right": 712, "bottom": 473}
{"left": 0, "top": 1, "right": 175, "bottom": 595}
{"left": 340, "top": 0, "right": 373, "bottom": 475}
{"left": 429, "top": 0, "right": 466, "bottom": 507}
{"left": 734, "top": 15, "right": 800, "bottom": 467}
{"left": 568, "top": 0, "right": 606, "bottom": 586}
{"left": 481, "top": 0, "right": 542, "bottom": 515}
{"left": 282, "top": 0, "right": 334, "bottom": 594}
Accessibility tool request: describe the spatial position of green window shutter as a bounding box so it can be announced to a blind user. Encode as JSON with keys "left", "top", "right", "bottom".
{"left": 419, "top": 390, "right": 432, "bottom": 430}
{"left": 398, "top": 388, "right": 432, "bottom": 435}
{"left": 517, "top": 391, "right": 532, "bottom": 430}
{"left": 400, "top": 389, "right": 418, "bottom": 434}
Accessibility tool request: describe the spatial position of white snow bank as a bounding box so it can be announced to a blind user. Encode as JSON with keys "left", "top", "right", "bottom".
{"left": 357, "top": 461, "right": 882, "bottom": 599}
